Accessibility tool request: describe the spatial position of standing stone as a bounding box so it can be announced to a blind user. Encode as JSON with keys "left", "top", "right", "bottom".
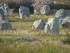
{"left": 55, "top": 9, "right": 67, "bottom": 22}
{"left": 62, "top": 16, "right": 70, "bottom": 28}
{"left": 4, "top": 4, "right": 10, "bottom": 16}
{"left": 19, "top": 6, "right": 30, "bottom": 18}
{"left": 0, "top": 20, "right": 12, "bottom": 29}
{"left": 44, "top": 18, "right": 59, "bottom": 34}
{"left": 0, "top": 8, "right": 5, "bottom": 20}
{"left": 40, "top": 5, "right": 50, "bottom": 15}
{"left": 0, "top": 4, "right": 4, "bottom": 9}
{"left": 32, "top": 19, "right": 45, "bottom": 29}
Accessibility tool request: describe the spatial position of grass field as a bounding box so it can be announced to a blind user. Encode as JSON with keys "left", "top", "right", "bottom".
{"left": 0, "top": 13, "right": 70, "bottom": 53}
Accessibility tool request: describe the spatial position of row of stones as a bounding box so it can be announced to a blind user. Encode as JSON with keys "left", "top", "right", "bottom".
{"left": 0, "top": 4, "right": 70, "bottom": 34}
{"left": 32, "top": 16, "right": 70, "bottom": 34}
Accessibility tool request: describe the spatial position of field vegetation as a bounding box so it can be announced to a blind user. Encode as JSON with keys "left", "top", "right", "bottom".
{"left": 0, "top": 13, "right": 70, "bottom": 53}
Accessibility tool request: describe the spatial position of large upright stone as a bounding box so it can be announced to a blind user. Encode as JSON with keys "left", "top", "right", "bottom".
{"left": 32, "top": 19, "right": 45, "bottom": 29}
{"left": 0, "top": 20, "right": 12, "bottom": 29}
{"left": 4, "top": 4, "right": 10, "bottom": 16}
{"left": 0, "top": 8, "right": 5, "bottom": 20}
{"left": 44, "top": 18, "right": 59, "bottom": 34}
{"left": 40, "top": 5, "right": 50, "bottom": 15}
{"left": 62, "top": 16, "right": 70, "bottom": 28}
{"left": 55, "top": 9, "right": 67, "bottom": 21}
{"left": 19, "top": 6, "right": 30, "bottom": 18}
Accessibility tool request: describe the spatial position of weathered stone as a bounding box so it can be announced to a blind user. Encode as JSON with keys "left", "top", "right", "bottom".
{"left": 62, "top": 16, "right": 70, "bottom": 28}
{"left": 19, "top": 6, "right": 30, "bottom": 18}
{"left": 0, "top": 8, "right": 5, "bottom": 20}
{"left": 32, "top": 19, "right": 45, "bottom": 29}
{"left": 0, "top": 20, "right": 12, "bottom": 29}
{"left": 55, "top": 9, "right": 67, "bottom": 22}
{"left": 40, "top": 5, "right": 50, "bottom": 15}
{"left": 4, "top": 4, "right": 10, "bottom": 16}
{"left": 44, "top": 18, "right": 59, "bottom": 34}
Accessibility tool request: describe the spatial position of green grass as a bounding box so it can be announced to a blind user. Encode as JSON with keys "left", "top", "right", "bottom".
{"left": 0, "top": 13, "right": 70, "bottom": 53}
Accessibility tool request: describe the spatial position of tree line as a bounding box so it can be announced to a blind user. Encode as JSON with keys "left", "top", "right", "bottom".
{"left": 0, "top": 0, "right": 70, "bottom": 9}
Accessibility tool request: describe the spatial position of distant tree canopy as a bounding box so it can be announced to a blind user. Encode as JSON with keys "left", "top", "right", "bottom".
{"left": 32, "top": 0, "right": 51, "bottom": 14}
{"left": 12, "top": 0, "right": 33, "bottom": 6}
{"left": 0, "top": 0, "right": 70, "bottom": 10}
{"left": 0, "top": 0, "right": 33, "bottom": 8}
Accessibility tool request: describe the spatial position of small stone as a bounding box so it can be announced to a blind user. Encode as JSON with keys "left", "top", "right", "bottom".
{"left": 33, "top": 19, "right": 45, "bottom": 29}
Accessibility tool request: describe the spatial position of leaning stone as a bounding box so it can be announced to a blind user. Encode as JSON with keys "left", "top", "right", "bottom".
{"left": 61, "top": 16, "right": 70, "bottom": 28}
{"left": 44, "top": 18, "right": 59, "bottom": 34}
{"left": 55, "top": 9, "right": 67, "bottom": 22}
{"left": 40, "top": 5, "right": 50, "bottom": 15}
{"left": 55, "top": 9, "right": 67, "bottom": 18}
{"left": 19, "top": 6, "right": 30, "bottom": 18}
{"left": 32, "top": 19, "right": 45, "bottom": 29}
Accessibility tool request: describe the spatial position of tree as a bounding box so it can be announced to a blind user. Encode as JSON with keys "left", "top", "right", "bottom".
{"left": 32, "top": 0, "right": 51, "bottom": 14}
